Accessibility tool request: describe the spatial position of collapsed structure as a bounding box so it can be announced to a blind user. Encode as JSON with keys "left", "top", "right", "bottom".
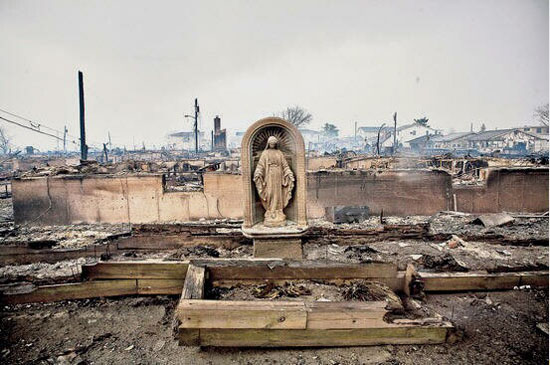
{"left": 0, "top": 119, "right": 548, "bottom": 362}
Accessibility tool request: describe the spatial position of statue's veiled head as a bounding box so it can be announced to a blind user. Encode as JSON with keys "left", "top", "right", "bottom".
{"left": 266, "top": 136, "right": 278, "bottom": 149}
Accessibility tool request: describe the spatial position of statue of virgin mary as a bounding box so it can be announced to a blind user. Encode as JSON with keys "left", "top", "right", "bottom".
{"left": 253, "top": 136, "right": 295, "bottom": 227}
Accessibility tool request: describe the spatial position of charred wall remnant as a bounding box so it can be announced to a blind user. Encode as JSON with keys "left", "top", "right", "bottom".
{"left": 306, "top": 169, "right": 453, "bottom": 217}
{"left": 11, "top": 168, "right": 549, "bottom": 226}
{"left": 454, "top": 168, "right": 549, "bottom": 213}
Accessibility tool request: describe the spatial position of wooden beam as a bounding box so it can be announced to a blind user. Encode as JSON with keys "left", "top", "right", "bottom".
{"left": 202, "top": 259, "right": 397, "bottom": 281}
{"left": 0, "top": 245, "right": 117, "bottom": 266}
{"left": 178, "top": 300, "right": 307, "bottom": 329}
{"left": 306, "top": 301, "right": 388, "bottom": 329}
{"left": 420, "top": 271, "right": 549, "bottom": 292}
{"left": 137, "top": 279, "right": 185, "bottom": 295}
{"left": 82, "top": 261, "right": 189, "bottom": 280}
{"left": 0, "top": 280, "right": 137, "bottom": 304}
{"left": 181, "top": 265, "right": 206, "bottom": 299}
{"left": 195, "top": 326, "right": 451, "bottom": 347}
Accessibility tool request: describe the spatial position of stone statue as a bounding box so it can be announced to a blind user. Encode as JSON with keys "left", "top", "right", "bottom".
{"left": 253, "top": 136, "right": 295, "bottom": 227}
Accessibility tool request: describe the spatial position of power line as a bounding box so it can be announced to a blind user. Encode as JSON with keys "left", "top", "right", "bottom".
{"left": 0, "top": 107, "right": 63, "bottom": 135}
{"left": 0, "top": 107, "right": 107, "bottom": 150}
{"left": 0, "top": 115, "right": 67, "bottom": 142}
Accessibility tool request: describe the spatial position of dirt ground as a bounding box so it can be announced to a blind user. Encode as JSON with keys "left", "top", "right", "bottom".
{"left": 1, "top": 289, "right": 547, "bottom": 365}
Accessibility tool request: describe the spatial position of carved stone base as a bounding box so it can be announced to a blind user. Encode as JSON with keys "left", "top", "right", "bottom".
{"left": 253, "top": 238, "right": 303, "bottom": 260}
{"left": 241, "top": 221, "right": 307, "bottom": 239}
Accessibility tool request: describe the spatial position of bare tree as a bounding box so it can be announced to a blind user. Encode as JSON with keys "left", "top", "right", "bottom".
{"left": 0, "top": 126, "right": 12, "bottom": 155}
{"left": 535, "top": 103, "right": 549, "bottom": 126}
{"left": 277, "top": 106, "right": 313, "bottom": 127}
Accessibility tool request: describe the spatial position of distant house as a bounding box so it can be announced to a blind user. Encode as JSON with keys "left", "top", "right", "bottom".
{"left": 357, "top": 126, "right": 393, "bottom": 140}
{"left": 467, "top": 129, "right": 548, "bottom": 153}
{"left": 430, "top": 132, "right": 476, "bottom": 149}
{"left": 357, "top": 126, "right": 393, "bottom": 152}
{"left": 382, "top": 123, "right": 440, "bottom": 149}
{"left": 521, "top": 125, "right": 549, "bottom": 137}
{"left": 407, "top": 135, "right": 432, "bottom": 151}
{"left": 408, "top": 132, "right": 475, "bottom": 152}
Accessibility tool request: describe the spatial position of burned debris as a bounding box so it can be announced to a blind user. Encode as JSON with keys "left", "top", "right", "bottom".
{"left": 0, "top": 145, "right": 547, "bottom": 364}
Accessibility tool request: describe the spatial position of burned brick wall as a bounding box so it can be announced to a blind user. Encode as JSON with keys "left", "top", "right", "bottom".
{"left": 454, "top": 168, "right": 549, "bottom": 213}
{"left": 307, "top": 169, "right": 453, "bottom": 217}
{"left": 11, "top": 168, "right": 548, "bottom": 225}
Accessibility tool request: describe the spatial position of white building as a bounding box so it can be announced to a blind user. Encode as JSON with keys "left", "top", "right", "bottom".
{"left": 467, "top": 129, "right": 549, "bottom": 153}
{"left": 381, "top": 123, "right": 440, "bottom": 149}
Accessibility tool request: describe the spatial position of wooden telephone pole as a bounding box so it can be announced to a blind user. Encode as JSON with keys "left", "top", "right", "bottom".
{"left": 194, "top": 98, "right": 199, "bottom": 154}
{"left": 78, "top": 71, "right": 88, "bottom": 160}
{"left": 392, "top": 112, "right": 397, "bottom": 155}
{"left": 63, "top": 126, "right": 68, "bottom": 153}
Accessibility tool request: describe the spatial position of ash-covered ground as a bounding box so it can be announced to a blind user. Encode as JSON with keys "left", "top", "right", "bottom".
{"left": 0, "top": 197, "right": 548, "bottom": 364}
{"left": 1, "top": 289, "right": 547, "bottom": 364}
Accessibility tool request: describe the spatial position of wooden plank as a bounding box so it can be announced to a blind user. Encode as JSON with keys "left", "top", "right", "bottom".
{"left": 203, "top": 260, "right": 397, "bottom": 281}
{"left": 420, "top": 271, "right": 549, "bottom": 292}
{"left": 196, "top": 326, "right": 451, "bottom": 347}
{"left": 177, "top": 300, "right": 307, "bottom": 329}
{"left": 181, "top": 265, "right": 206, "bottom": 299}
{"left": 0, "top": 246, "right": 115, "bottom": 266}
{"left": 0, "top": 280, "right": 137, "bottom": 304}
{"left": 137, "top": 279, "right": 185, "bottom": 295}
{"left": 519, "top": 272, "right": 549, "bottom": 288}
{"left": 306, "top": 301, "right": 388, "bottom": 329}
{"left": 82, "top": 261, "right": 189, "bottom": 280}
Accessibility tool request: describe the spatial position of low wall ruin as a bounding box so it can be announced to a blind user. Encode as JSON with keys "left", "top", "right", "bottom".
{"left": 11, "top": 168, "right": 548, "bottom": 225}
{"left": 454, "top": 168, "right": 549, "bottom": 213}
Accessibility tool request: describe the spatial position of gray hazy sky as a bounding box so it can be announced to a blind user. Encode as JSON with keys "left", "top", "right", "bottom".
{"left": 0, "top": 0, "right": 548, "bottom": 151}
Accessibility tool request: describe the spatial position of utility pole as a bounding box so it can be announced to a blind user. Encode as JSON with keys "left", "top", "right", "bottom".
{"left": 392, "top": 112, "right": 397, "bottom": 155}
{"left": 194, "top": 98, "right": 199, "bottom": 154}
{"left": 377, "top": 123, "right": 386, "bottom": 156}
{"left": 63, "top": 126, "right": 68, "bottom": 153}
{"left": 354, "top": 121, "right": 357, "bottom": 144}
{"left": 103, "top": 143, "right": 109, "bottom": 163}
{"left": 78, "top": 71, "right": 88, "bottom": 160}
{"left": 108, "top": 132, "right": 112, "bottom": 150}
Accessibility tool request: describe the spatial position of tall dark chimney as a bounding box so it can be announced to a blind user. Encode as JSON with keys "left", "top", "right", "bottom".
{"left": 214, "top": 115, "right": 221, "bottom": 134}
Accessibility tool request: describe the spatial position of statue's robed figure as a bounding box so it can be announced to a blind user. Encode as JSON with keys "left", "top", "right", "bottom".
{"left": 253, "top": 136, "right": 295, "bottom": 227}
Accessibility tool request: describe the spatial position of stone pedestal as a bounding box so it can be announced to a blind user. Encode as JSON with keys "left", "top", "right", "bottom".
{"left": 253, "top": 237, "right": 303, "bottom": 259}
{"left": 242, "top": 222, "right": 307, "bottom": 260}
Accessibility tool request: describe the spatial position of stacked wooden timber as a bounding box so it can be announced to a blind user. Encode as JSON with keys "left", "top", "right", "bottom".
{"left": 0, "top": 261, "right": 189, "bottom": 304}
{"left": 175, "top": 262, "right": 453, "bottom": 347}
{"left": 0, "top": 259, "right": 547, "bottom": 305}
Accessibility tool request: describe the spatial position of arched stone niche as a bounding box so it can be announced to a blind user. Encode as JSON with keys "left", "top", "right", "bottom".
{"left": 241, "top": 117, "right": 307, "bottom": 229}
